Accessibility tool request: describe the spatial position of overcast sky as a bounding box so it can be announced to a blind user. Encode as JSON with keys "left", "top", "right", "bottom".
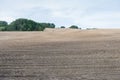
{"left": 0, "top": 0, "right": 120, "bottom": 28}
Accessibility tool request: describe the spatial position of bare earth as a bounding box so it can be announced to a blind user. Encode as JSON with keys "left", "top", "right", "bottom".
{"left": 0, "top": 29, "right": 120, "bottom": 80}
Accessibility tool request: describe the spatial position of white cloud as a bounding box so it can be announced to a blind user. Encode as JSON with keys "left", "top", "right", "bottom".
{"left": 0, "top": 17, "right": 15, "bottom": 25}
{"left": 0, "top": 0, "right": 120, "bottom": 28}
{"left": 73, "top": 12, "right": 120, "bottom": 28}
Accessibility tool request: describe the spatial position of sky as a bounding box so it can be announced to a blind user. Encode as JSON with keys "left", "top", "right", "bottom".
{"left": 0, "top": 0, "right": 120, "bottom": 28}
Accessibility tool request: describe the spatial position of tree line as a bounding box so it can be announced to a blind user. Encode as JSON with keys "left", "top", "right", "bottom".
{"left": 0, "top": 18, "right": 80, "bottom": 31}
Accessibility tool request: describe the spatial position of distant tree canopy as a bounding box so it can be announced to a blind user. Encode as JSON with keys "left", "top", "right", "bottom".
{"left": 0, "top": 21, "right": 8, "bottom": 27}
{"left": 60, "top": 26, "right": 65, "bottom": 28}
{"left": 0, "top": 18, "right": 83, "bottom": 31}
{"left": 69, "top": 25, "right": 78, "bottom": 29}
{"left": 4, "top": 18, "right": 55, "bottom": 31}
{"left": 0, "top": 21, "right": 8, "bottom": 31}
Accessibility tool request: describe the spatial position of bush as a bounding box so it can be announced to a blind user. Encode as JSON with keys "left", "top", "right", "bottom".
{"left": 69, "top": 25, "right": 78, "bottom": 29}
{"left": 60, "top": 26, "right": 65, "bottom": 28}
{"left": 0, "top": 27, "right": 6, "bottom": 31}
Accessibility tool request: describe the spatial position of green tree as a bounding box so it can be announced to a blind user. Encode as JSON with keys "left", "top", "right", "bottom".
{"left": 60, "top": 26, "right": 65, "bottom": 28}
{"left": 69, "top": 25, "right": 78, "bottom": 29}
{"left": 0, "top": 21, "right": 8, "bottom": 31}
{"left": 0, "top": 21, "right": 8, "bottom": 27}
{"left": 40, "top": 23, "right": 55, "bottom": 28}
{"left": 6, "top": 18, "right": 55, "bottom": 31}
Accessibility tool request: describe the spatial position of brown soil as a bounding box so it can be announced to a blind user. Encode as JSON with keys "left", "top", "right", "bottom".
{"left": 0, "top": 29, "right": 120, "bottom": 80}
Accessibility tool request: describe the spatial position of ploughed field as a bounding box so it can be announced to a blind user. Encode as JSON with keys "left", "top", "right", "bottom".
{"left": 0, "top": 29, "right": 120, "bottom": 80}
